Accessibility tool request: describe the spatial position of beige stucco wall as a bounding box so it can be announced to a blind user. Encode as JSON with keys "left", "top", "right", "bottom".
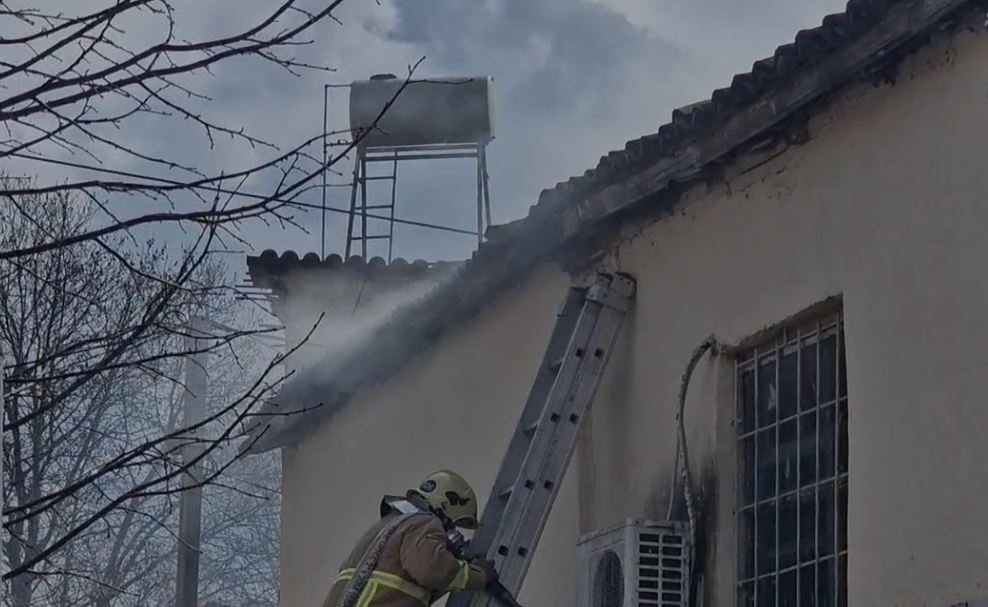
{"left": 278, "top": 27, "right": 988, "bottom": 607}
{"left": 279, "top": 264, "right": 571, "bottom": 607}
{"left": 583, "top": 27, "right": 988, "bottom": 607}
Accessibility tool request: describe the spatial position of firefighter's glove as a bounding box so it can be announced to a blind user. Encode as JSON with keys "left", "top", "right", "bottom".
{"left": 471, "top": 557, "right": 499, "bottom": 585}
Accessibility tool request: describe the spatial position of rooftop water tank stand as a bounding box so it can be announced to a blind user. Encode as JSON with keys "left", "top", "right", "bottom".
{"left": 329, "top": 74, "right": 495, "bottom": 261}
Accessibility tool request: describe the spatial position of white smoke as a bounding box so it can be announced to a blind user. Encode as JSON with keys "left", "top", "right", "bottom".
{"left": 279, "top": 263, "right": 462, "bottom": 374}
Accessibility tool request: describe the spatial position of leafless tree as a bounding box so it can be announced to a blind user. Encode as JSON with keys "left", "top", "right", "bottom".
{"left": 197, "top": 451, "right": 281, "bottom": 607}
{"left": 0, "top": 1, "right": 420, "bottom": 598}
{"left": 0, "top": 185, "right": 294, "bottom": 605}
{"left": 0, "top": 0, "right": 419, "bottom": 260}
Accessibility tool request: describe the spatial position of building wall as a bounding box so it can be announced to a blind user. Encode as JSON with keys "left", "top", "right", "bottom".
{"left": 582, "top": 26, "right": 988, "bottom": 607}
{"left": 278, "top": 264, "right": 571, "bottom": 607}
{"left": 278, "top": 27, "right": 988, "bottom": 607}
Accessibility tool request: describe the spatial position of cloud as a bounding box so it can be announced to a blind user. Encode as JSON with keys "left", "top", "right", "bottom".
{"left": 9, "top": 0, "right": 848, "bottom": 264}
{"left": 343, "top": 0, "right": 848, "bottom": 261}
{"left": 367, "top": 0, "right": 690, "bottom": 260}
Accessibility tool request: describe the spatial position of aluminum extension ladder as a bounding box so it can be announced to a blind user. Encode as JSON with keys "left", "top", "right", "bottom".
{"left": 448, "top": 272, "right": 636, "bottom": 607}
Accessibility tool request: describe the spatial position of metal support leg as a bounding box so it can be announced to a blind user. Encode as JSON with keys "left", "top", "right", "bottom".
{"left": 388, "top": 151, "right": 398, "bottom": 263}
{"left": 360, "top": 156, "right": 369, "bottom": 259}
{"left": 321, "top": 84, "right": 330, "bottom": 259}
{"left": 481, "top": 144, "right": 492, "bottom": 228}
{"left": 345, "top": 153, "right": 361, "bottom": 259}
{"left": 476, "top": 148, "right": 484, "bottom": 246}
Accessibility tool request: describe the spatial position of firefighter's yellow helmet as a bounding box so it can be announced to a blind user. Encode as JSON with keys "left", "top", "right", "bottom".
{"left": 409, "top": 470, "right": 479, "bottom": 529}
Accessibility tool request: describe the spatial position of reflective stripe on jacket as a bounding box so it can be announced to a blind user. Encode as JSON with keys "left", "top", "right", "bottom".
{"left": 334, "top": 569, "right": 432, "bottom": 606}
{"left": 323, "top": 513, "right": 488, "bottom": 607}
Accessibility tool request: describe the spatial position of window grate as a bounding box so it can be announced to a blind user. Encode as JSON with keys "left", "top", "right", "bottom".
{"left": 736, "top": 314, "right": 848, "bottom": 607}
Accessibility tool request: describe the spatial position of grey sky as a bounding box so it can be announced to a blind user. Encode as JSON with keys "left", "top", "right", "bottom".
{"left": 10, "top": 0, "right": 849, "bottom": 264}
{"left": 291, "top": 0, "right": 850, "bottom": 262}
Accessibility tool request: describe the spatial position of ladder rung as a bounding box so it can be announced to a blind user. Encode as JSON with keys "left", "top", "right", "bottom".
{"left": 549, "top": 347, "right": 587, "bottom": 374}
{"left": 349, "top": 235, "right": 390, "bottom": 240}
{"left": 361, "top": 204, "right": 393, "bottom": 210}
{"left": 497, "top": 476, "right": 541, "bottom": 502}
{"left": 362, "top": 175, "right": 395, "bottom": 181}
{"left": 447, "top": 273, "right": 637, "bottom": 607}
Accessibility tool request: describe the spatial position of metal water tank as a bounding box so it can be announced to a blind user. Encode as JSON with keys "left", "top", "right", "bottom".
{"left": 349, "top": 74, "right": 494, "bottom": 148}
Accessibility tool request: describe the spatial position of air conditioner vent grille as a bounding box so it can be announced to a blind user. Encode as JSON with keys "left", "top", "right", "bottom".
{"left": 577, "top": 520, "right": 690, "bottom": 607}
{"left": 592, "top": 550, "right": 624, "bottom": 607}
{"left": 638, "top": 530, "right": 688, "bottom": 607}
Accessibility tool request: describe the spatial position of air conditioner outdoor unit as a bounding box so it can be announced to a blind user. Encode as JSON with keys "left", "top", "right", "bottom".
{"left": 576, "top": 519, "right": 690, "bottom": 607}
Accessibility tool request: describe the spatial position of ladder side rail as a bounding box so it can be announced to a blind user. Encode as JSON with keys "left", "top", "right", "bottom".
{"left": 479, "top": 285, "right": 611, "bottom": 569}
{"left": 478, "top": 297, "right": 602, "bottom": 558}
{"left": 491, "top": 301, "right": 613, "bottom": 589}
{"left": 495, "top": 276, "right": 634, "bottom": 592}
{"left": 447, "top": 297, "right": 598, "bottom": 607}
{"left": 466, "top": 287, "right": 587, "bottom": 558}
{"left": 450, "top": 274, "right": 635, "bottom": 607}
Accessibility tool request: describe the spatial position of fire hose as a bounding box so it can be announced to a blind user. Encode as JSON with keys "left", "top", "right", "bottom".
{"left": 445, "top": 527, "right": 525, "bottom": 607}
{"left": 337, "top": 512, "right": 427, "bottom": 607}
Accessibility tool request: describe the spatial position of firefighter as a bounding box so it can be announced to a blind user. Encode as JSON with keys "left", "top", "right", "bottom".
{"left": 323, "top": 470, "right": 499, "bottom": 607}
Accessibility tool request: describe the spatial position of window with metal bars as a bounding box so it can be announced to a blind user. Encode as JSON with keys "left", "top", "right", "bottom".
{"left": 736, "top": 313, "right": 848, "bottom": 607}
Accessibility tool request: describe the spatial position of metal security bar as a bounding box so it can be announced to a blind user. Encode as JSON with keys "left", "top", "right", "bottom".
{"left": 735, "top": 314, "right": 848, "bottom": 607}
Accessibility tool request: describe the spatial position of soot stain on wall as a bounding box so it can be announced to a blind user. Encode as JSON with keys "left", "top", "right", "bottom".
{"left": 694, "top": 459, "right": 720, "bottom": 607}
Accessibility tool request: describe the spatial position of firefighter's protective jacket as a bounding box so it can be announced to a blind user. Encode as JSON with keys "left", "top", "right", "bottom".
{"left": 323, "top": 512, "right": 489, "bottom": 607}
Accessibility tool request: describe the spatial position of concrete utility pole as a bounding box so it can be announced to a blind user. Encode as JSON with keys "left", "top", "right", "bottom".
{"left": 175, "top": 316, "right": 208, "bottom": 607}
{"left": 1, "top": 345, "right": 6, "bottom": 580}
